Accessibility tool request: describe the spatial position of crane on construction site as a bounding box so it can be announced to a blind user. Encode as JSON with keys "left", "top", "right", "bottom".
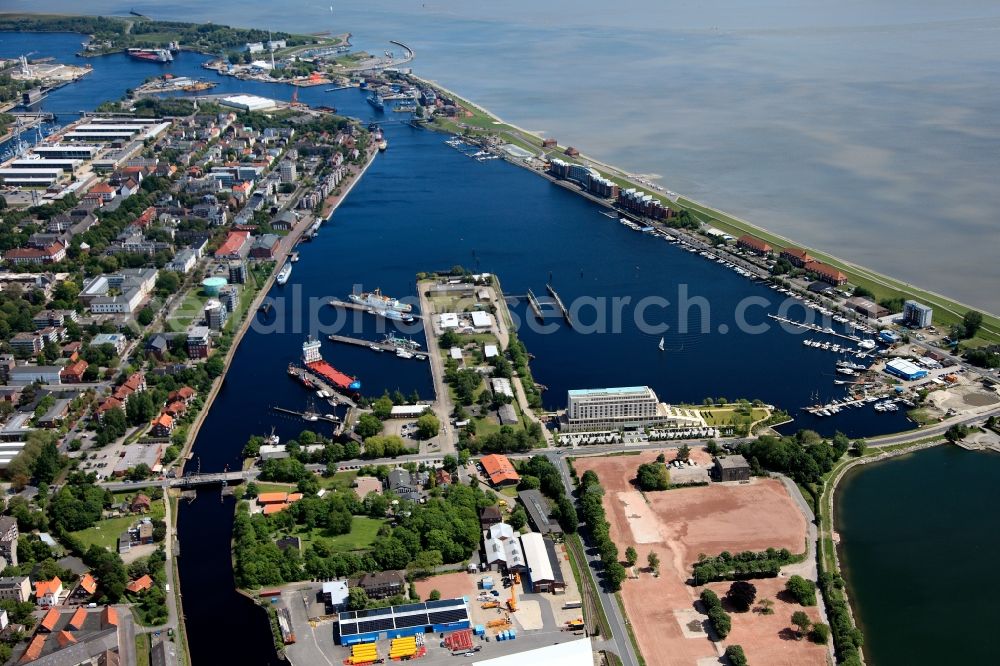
{"left": 506, "top": 572, "right": 519, "bottom": 612}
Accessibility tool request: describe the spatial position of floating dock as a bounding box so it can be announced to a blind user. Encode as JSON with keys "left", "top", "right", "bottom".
{"left": 288, "top": 365, "right": 358, "bottom": 408}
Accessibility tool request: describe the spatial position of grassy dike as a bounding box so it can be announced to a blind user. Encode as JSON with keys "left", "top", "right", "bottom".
{"left": 412, "top": 75, "right": 1000, "bottom": 345}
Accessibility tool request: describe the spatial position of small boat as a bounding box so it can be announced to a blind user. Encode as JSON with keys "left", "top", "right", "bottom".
{"left": 276, "top": 262, "right": 292, "bottom": 285}
{"left": 369, "top": 344, "right": 383, "bottom": 352}
{"left": 302, "top": 412, "right": 319, "bottom": 422}
{"left": 658, "top": 337, "right": 665, "bottom": 351}
{"left": 395, "top": 348, "right": 414, "bottom": 359}
{"left": 290, "top": 251, "right": 300, "bottom": 263}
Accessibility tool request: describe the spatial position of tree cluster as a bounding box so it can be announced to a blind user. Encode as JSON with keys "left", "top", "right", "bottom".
{"left": 700, "top": 589, "right": 731, "bottom": 639}
{"left": 785, "top": 575, "right": 817, "bottom": 606}
{"left": 739, "top": 430, "right": 853, "bottom": 486}
{"left": 818, "top": 571, "right": 864, "bottom": 664}
{"left": 692, "top": 548, "right": 794, "bottom": 585}
{"left": 635, "top": 462, "right": 669, "bottom": 491}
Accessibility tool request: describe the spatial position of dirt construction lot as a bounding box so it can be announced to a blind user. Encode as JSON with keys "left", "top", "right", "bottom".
{"left": 574, "top": 451, "right": 819, "bottom": 666}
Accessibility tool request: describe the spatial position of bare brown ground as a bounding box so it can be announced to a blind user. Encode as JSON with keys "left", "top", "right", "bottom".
{"left": 574, "top": 452, "right": 812, "bottom": 666}
{"left": 704, "top": 579, "right": 827, "bottom": 666}
{"left": 414, "top": 571, "right": 475, "bottom": 602}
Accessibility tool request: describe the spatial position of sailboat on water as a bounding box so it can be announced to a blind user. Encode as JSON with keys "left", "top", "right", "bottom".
{"left": 658, "top": 337, "right": 665, "bottom": 351}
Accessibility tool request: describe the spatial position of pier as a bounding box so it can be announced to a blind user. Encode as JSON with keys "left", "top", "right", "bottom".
{"left": 327, "top": 334, "right": 427, "bottom": 359}
{"left": 526, "top": 288, "right": 543, "bottom": 319}
{"left": 289, "top": 365, "right": 359, "bottom": 408}
{"left": 767, "top": 313, "right": 863, "bottom": 343}
{"left": 546, "top": 283, "right": 573, "bottom": 326}
{"left": 328, "top": 297, "right": 422, "bottom": 320}
{"left": 271, "top": 406, "right": 340, "bottom": 424}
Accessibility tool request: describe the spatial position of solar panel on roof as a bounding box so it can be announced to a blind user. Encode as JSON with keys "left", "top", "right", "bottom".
{"left": 357, "top": 618, "right": 394, "bottom": 633}
{"left": 355, "top": 607, "right": 393, "bottom": 619}
{"left": 339, "top": 622, "right": 358, "bottom": 635}
{"left": 395, "top": 613, "right": 427, "bottom": 629}
{"left": 428, "top": 609, "right": 467, "bottom": 624}
{"left": 394, "top": 602, "right": 426, "bottom": 614}
{"left": 425, "top": 599, "right": 459, "bottom": 610}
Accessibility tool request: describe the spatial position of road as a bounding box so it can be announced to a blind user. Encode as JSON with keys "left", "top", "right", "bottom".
{"left": 546, "top": 451, "right": 638, "bottom": 666}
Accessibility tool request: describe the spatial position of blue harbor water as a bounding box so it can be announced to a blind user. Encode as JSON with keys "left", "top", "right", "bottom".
{"left": 0, "top": 31, "right": 948, "bottom": 665}
{"left": 836, "top": 446, "right": 1000, "bottom": 665}
{"left": 5, "top": 0, "right": 1000, "bottom": 313}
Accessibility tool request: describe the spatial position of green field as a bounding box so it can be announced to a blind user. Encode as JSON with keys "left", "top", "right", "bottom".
{"left": 70, "top": 515, "right": 139, "bottom": 551}
{"left": 295, "top": 516, "right": 384, "bottom": 552}
{"left": 320, "top": 470, "right": 358, "bottom": 491}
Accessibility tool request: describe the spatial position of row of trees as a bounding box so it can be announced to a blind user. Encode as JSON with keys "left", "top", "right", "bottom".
{"left": 819, "top": 571, "right": 865, "bottom": 665}
{"left": 578, "top": 470, "right": 626, "bottom": 591}
{"left": 699, "top": 589, "right": 731, "bottom": 638}
{"left": 692, "top": 548, "right": 795, "bottom": 585}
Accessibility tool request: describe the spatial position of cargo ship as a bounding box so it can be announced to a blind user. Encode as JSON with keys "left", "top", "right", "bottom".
{"left": 126, "top": 48, "right": 174, "bottom": 63}
{"left": 276, "top": 262, "right": 292, "bottom": 285}
{"left": 349, "top": 287, "right": 412, "bottom": 312}
{"left": 301, "top": 337, "right": 362, "bottom": 393}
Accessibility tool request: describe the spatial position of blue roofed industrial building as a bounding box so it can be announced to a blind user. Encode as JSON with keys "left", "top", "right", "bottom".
{"left": 336, "top": 598, "right": 470, "bottom": 645}
{"left": 884, "top": 358, "right": 929, "bottom": 381}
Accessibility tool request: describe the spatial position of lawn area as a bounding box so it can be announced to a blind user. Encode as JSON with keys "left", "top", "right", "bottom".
{"left": 473, "top": 416, "right": 500, "bottom": 437}
{"left": 698, "top": 406, "right": 770, "bottom": 426}
{"left": 166, "top": 288, "right": 210, "bottom": 330}
{"left": 253, "top": 481, "right": 297, "bottom": 495}
{"left": 135, "top": 634, "right": 150, "bottom": 666}
{"left": 70, "top": 515, "right": 138, "bottom": 552}
{"left": 295, "top": 516, "right": 384, "bottom": 553}
{"left": 320, "top": 470, "right": 358, "bottom": 492}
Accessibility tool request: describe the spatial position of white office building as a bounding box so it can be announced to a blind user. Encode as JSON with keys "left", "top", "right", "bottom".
{"left": 563, "top": 386, "right": 704, "bottom": 433}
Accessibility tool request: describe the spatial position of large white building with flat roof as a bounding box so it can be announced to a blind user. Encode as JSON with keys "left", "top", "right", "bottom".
{"left": 563, "top": 386, "right": 704, "bottom": 433}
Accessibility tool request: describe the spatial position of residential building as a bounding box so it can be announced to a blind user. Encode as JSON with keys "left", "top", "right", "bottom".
{"left": 279, "top": 161, "right": 297, "bottom": 184}
{"left": 150, "top": 413, "right": 174, "bottom": 437}
{"left": 480, "top": 454, "right": 520, "bottom": 487}
{"left": 479, "top": 505, "right": 502, "bottom": 530}
{"left": 4, "top": 242, "right": 66, "bottom": 266}
{"left": 807, "top": 261, "right": 848, "bottom": 286}
{"left": 10, "top": 332, "right": 43, "bottom": 357}
{"left": 903, "top": 300, "right": 933, "bottom": 328}
{"left": 0, "top": 576, "right": 29, "bottom": 603}
{"left": 35, "top": 577, "right": 64, "bottom": 607}
{"left": 228, "top": 260, "right": 248, "bottom": 284}
{"left": 166, "top": 248, "right": 197, "bottom": 274}
{"left": 186, "top": 326, "right": 211, "bottom": 359}
{"left": 214, "top": 230, "right": 251, "bottom": 259}
{"left": 779, "top": 247, "right": 813, "bottom": 268}
{"left": 714, "top": 455, "right": 751, "bottom": 482}
{"left": 385, "top": 468, "right": 421, "bottom": 501}
{"left": 737, "top": 234, "right": 772, "bottom": 255}
{"left": 352, "top": 476, "right": 382, "bottom": 499}
{"left": 204, "top": 299, "right": 228, "bottom": 331}
{"left": 249, "top": 234, "right": 280, "bottom": 259}
{"left": 355, "top": 571, "right": 406, "bottom": 600}
{"left": 60, "top": 359, "right": 89, "bottom": 383}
